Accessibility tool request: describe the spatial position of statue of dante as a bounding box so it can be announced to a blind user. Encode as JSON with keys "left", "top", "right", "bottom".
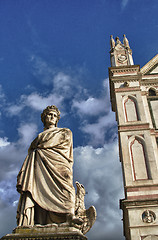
{"left": 16, "top": 105, "right": 81, "bottom": 226}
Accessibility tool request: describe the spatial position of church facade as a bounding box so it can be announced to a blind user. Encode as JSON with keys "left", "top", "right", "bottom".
{"left": 109, "top": 35, "right": 158, "bottom": 240}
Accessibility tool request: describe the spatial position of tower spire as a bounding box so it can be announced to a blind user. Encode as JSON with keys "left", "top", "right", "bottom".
{"left": 110, "top": 34, "right": 134, "bottom": 67}
{"left": 123, "top": 34, "right": 130, "bottom": 48}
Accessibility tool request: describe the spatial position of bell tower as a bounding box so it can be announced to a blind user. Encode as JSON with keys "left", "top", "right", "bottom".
{"left": 109, "top": 35, "right": 158, "bottom": 240}
{"left": 110, "top": 35, "right": 134, "bottom": 67}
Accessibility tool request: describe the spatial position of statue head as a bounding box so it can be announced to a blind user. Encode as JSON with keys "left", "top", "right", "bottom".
{"left": 41, "top": 105, "right": 60, "bottom": 128}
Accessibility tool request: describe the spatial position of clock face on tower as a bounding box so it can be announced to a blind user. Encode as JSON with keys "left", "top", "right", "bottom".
{"left": 117, "top": 54, "right": 127, "bottom": 64}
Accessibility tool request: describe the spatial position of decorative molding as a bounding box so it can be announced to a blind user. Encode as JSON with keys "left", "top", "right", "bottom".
{"left": 141, "top": 80, "right": 158, "bottom": 86}
{"left": 127, "top": 194, "right": 158, "bottom": 200}
{"left": 115, "top": 87, "right": 140, "bottom": 92}
{"left": 118, "top": 123, "right": 150, "bottom": 131}
{"left": 109, "top": 65, "right": 140, "bottom": 76}
{"left": 111, "top": 75, "right": 140, "bottom": 82}
{"left": 127, "top": 186, "right": 158, "bottom": 192}
{"left": 120, "top": 198, "right": 158, "bottom": 208}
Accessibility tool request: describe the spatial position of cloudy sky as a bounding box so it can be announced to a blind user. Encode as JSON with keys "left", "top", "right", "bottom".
{"left": 0, "top": 0, "right": 158, "bottom": 239}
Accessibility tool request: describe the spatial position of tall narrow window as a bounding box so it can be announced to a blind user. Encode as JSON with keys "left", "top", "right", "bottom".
{"left": 124, "top": 97, "right": 139, "bottom": 122}
{"left": 130, "top": 137, "right": 149, "bottom": 181}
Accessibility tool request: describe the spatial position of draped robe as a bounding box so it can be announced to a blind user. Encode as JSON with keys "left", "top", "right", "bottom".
{"left": 16, "top": 127, "right": 75, "bottom": 226}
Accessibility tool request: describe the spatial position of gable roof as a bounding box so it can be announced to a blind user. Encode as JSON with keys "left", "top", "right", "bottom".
{"left": 141, "top": 54, "right": 158, "bottom": 75}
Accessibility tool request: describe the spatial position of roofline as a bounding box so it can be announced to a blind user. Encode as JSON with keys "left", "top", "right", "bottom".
{"left": 141, "top": 54, "right": 158, "bottom": 75}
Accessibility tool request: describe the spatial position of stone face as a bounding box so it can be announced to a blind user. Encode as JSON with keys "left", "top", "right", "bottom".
{"left": 109, "top": 37, "right": 158, "bottom": 240}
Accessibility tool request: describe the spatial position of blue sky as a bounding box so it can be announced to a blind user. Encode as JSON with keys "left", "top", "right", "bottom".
{"left": 0, "top": 0, "right": 158, "bottom": 239}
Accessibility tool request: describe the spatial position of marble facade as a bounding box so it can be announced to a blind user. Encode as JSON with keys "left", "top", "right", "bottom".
{"left": 109, "top": 35, "right": 158, "bottom": 240}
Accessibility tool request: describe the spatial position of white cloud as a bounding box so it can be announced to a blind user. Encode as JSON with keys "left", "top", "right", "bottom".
{"left": 6, "top": 65, "right": 110, "bottom": 124}
{"left": 0, "top": 122, "right": 38, "bottom": 183}
{"left": 0, "top": 199, "right": 16, "bottom": 237}
{"left": 7, "top": 104, "right": 24, "bottom": 116}
{"left": 72, "top": 97, "right": 106, "bottom": 116}
{"left": 7, "top": 92, "right": 64, "bottom": 116}
{"left": 71, "top": 77, "right": 116, "bottom": 146}
{"left": 0, "top": 143, "right": 24, "bottom": 182}
{"left": 30, "top": 55, "right": 54, "bottom": 85}
{"left": 0, "top": 180, "right": 18, "bottom": 205}
{"left": 6, "top": 56, "right": 79, "bottom": 117}
{"left": 53, "top": 72, "right": 72, "bottom": 94}
{"left": 7, "top": 68, "right": 78, "bottom": 117}
{"left": 81, "top": 111, "right": 117, "bottom": 145}
{"left": 73, "top": 141, "right": 124, "bottom": 240}
{"left": 29, "top": 55, "right": 77, "bottom": 95}
{"left": 0, "top": 137, "right": 10, "bottom": 147}
{"left": 72, "top": 78, "right": 110, "bottom": 117}
{"left": 24, "top": 92, "right": 64, "bottom": 111}
{"left": 17, "top": 123, "right": 38, "bottom": 146}
{"left": 121, "top": 0, "right": 129, "bottom": 9}
{"left": 13, "top": 200, "right": 18, "bottom": 207}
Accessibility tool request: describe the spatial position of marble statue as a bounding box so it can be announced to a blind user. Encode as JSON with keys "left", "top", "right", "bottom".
{"left": 16, "top": 105, "right": 96, "bottom": 234}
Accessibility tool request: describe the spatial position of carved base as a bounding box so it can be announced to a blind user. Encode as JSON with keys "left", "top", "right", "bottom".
{"left": 1, "top": 225, "right": 87, "bottom": 240}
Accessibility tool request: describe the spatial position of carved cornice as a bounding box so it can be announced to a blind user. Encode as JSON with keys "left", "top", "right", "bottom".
{"left": 120, "top": 198, "right": 158, "bottom": 209}
{"left": 141, "top": 79, "right": 158, "bottom": 86}
{"left": 111, "top": 75, "right": 140, "bottom": 83}
{"left": 109, "top": 65, "right": 140, "bottom": 112}
{"left": 109, "top": 65, "right": 140, "bottom": 78}
{"left": 126, "top": 193, "right": 158, "bottom": 201}
{"left": 115, "top": 87, "right": 140, "bottom": 92}
{"left": 126, "top": 186, "right": 158, "bottom": 192}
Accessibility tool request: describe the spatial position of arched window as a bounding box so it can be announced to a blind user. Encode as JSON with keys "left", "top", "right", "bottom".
{"left": 124, "top": 96, "right": 140, "bottom": 122}
{"left": 149, "top": 88, "right": 156, "bottom": 96}
{"left": 129, "top": 136, "right": 149, "bottom": 181}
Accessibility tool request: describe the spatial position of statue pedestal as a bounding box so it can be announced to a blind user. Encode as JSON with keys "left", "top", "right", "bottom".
{"left": 1, "top": 225, "right": 87, "bottom": 240}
